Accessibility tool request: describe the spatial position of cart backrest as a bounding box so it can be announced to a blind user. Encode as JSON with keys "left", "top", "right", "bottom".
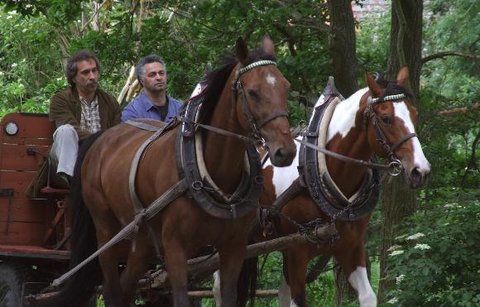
{"left": 0, "top": 113, "right": 56, "bottom": 246}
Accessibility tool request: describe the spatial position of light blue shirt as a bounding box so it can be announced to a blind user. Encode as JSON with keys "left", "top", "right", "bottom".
{"left": 121, "top": 92, "right": 182, "bottom": 122}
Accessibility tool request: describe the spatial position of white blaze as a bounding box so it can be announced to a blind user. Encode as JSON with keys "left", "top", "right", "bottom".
{"left": 394, "top": 102, "right": 431, "bottom": 172}
{"left": 266, "top": 73, "right": 277, "bottom": 86}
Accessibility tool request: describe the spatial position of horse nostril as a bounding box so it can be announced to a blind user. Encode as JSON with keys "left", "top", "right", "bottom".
{"left": 272, "top": 147, "right": 295, "bottom": 167}
{"left": 409, "top": 167, "right": 427, "bottom": 189}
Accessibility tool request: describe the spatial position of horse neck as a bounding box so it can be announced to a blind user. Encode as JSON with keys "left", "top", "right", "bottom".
{"left": 202, "top": 75, "right": 247, "bottom": 194}
{"left": 325, "top": 88, "right": 373, "bottom": 198}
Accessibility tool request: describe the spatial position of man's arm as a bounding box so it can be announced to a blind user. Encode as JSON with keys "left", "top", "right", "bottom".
{"left": 121, "top": 101, "right": 139, "bottom": 122}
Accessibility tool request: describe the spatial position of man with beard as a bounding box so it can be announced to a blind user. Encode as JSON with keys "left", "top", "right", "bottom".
{"left": 49, "top": 50, "right": 121, "bottom": 184}
{"left": 121, "top": 55, "right": 182, "bottom": 122}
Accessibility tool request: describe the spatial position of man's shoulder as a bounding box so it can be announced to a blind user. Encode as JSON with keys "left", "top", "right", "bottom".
{"left": 52, "top": 87, "right": 73, "bottom": 99}
{"left": 51, "top": 87, "right": 76, "bottom": 105}
{"left": 97, "top": 88, "right": 118, "bottom": 103}
{"left": 126, "top": 93, "right": 148, "bottom": 108}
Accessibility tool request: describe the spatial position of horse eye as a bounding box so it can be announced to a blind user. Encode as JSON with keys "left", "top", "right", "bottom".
{"left": 382, "top": 116, "right": 392, "bottom": 125}
{"left": 247, "top": 89, "right": 261, "bottom": 102}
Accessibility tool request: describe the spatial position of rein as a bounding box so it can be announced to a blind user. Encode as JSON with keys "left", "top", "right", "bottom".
{"left": 178, "top": 115, "right": 258, "bottom": 145}
{"left": 294, "top": 137, "right": 403, "bottom": 176}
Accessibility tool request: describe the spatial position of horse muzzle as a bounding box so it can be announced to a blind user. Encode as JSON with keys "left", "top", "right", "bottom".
{"left": 269, "top": 145, "right": 296, "bottom": 167}
{"left": 406, "top": 165, "right": 431, "bottom": 189}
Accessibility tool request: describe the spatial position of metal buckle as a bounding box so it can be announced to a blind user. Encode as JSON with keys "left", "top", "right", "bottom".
{"left": 192, "top": 180, "right": 204, "bottom": 191}
{"left": 388, "top": 159, "right": 403, "bottom": 176}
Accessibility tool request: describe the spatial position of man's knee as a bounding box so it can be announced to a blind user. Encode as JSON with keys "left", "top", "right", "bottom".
{"left": 53, "top": 124, "right": 78, "bottom": 141}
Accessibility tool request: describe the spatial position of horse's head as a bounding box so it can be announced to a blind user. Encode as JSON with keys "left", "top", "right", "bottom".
{"left": 363, "top": 67, "right": 431, "bottom": 188}
{"left": 233, "top": 36, "right": 296, "bottom": 167}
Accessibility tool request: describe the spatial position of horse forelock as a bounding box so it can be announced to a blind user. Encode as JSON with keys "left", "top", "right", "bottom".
{"left": 247, "top": 48, "right": 277, "bottom": 63}
{"left": 379, "top": 81, "right": 414, "bottom": 103}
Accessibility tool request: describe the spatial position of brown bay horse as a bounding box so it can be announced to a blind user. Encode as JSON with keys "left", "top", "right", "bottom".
{"left": 37, "top": 37, "right": 296, "bottom": 307}
{"left": 257, "top": 67, "right": 431, "bottom": 307}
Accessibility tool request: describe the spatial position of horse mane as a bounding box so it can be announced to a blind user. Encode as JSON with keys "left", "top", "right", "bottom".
{"left": 191, "top": 48, "right": 277, "bottom": 124}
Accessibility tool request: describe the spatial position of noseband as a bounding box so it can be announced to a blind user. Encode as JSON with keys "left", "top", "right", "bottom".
{"left": 364, "top": 94, "right": 417, "bottom": 175}
{"left": 234, "top": 60, "right": 289, "bottom": 143}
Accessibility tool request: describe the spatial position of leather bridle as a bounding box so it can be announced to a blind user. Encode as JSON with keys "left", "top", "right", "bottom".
{"left": 233, "top": 60, "right": 289, "bottom": 144}
{"left": 364, "top": 94, "right": 417, "bottom": 175}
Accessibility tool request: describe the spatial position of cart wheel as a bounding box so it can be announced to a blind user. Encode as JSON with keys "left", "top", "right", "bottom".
{"left": 0, "top": 263, "right": 27, "bottom": 307}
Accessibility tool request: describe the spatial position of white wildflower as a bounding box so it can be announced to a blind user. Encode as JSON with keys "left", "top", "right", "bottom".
{"left": 387, "top": 297, "right": 399, "bottom": 304}
{"left": 414, "top": 243, "right": 431, "bottom": 250}
{"left": 389, "top": 250, "right": 404, "bottom": 256}
{"left": 396, "top": 274, "right": 405, "bottom": 285}
{"left": 387, "top": 244, "right": 402, "bottom": 252}
{"left": 406, "top": 233, "right": 425, "bottom": 240}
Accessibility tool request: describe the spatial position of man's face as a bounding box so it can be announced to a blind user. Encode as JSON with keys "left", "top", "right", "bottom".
{"left": 143, "top": 62, "right": 167, "bottom": 93}
{"left": 73, "top": 59, "right": 99, "bottom": 94}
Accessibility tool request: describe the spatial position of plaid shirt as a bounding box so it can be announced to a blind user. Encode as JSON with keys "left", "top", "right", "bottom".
{"left": 80, "top": 96, "right": 102, "bottom": 133}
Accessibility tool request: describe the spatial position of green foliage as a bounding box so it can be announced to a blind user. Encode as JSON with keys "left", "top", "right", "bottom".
{"left": 356, "top": 9, "right": 390, "bottom": 72}
{"left": 419, "top": 0, "right": 480, "bottom": 190}
{"left": 385, "top": 191, "right": 480, "bottom": 306}
{"left": 0, "top": 8, "right": 64, "bottom": 114}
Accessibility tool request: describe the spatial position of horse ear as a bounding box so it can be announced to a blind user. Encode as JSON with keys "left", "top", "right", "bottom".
{"left": 366, "top": 71, "right": 383, "bottom": 97}
{"left": 396, "top": 66, "right": 409, "bottom": 87}
{"left": 235, "top": 37, "right": 249, "bottom": 64}
{"left": 261, "top": 35, "right": 275, "bottom": 56}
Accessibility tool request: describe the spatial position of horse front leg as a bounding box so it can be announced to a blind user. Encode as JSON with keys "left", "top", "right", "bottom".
{"left": 163, "top": 238, "right": 190, "bottom": 307}
{"left": 216, "top": 235, "right": 249, "bottom": 307}
{"left": 282, "top": 249, "right": 310, "bottom": 307}
{"left": 212, "top": 270, "right": 221, "bottom": 306}
{"left": 335, "top": 244, "right": 377, "bottom": 307}
{"left": 120, "top": 230, "right": 154, "bottom": 305}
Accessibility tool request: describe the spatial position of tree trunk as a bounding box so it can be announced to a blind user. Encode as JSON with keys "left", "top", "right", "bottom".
{"left": 327, "top": 0, "right": 359, "bottom": 96}
{"left": 327, "top": 1, "right": 359, "bottom": 304}
{"left": 378, "top": 0, "right": 423, "bottom": 303}
{"left": 387, "top": 0, "right": 423, "bottom": 98}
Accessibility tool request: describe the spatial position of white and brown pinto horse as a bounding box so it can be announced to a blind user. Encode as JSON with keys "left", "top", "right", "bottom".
{"left": 260, "top": 67, "right": 431, "bottom": 307}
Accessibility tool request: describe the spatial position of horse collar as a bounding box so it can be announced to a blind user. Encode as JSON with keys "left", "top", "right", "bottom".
{"left": 298, "top": 91, "right": 380, "bottom": 221}
{"left": 176, "top": 96, "right": 263, "bottom": 219}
